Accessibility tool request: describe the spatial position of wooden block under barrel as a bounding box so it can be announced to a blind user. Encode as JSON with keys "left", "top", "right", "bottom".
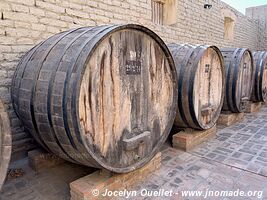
{"left": 217, "top": 112, "right": 245, "bottom": 126}
{"left": 172, "top": 125, "right": 217, "bottom": 151}
{"left": 245, "top": 102, "right": 262, "bottom": 113}
{"left": 70, "top": 153, "right": 161, "bottom": 200}
{"left": 28, "top": 149, "right": 65, "bottom": 172}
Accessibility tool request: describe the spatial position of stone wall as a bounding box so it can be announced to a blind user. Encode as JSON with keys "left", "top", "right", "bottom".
{"left": 246, "top": 4, "right": 267, "bottom": 51}
{"left": 0, "top": 0, "right": 266, "bottom": 159}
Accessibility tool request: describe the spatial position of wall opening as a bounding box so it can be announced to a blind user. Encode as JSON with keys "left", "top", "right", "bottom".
{"left": 152, "top": 1, "right": 164, "bottom": 25}
{"left": 221, "top": 8, "right": 237, "bottom": 41}
{"left": 224, "top": 17, "right": 235, "bottom": 40}
{"left": 151, "top": 0, "right": 177, "bottom": 25}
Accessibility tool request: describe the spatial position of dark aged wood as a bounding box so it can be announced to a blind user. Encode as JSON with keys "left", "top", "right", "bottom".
{"left": 220, "top": 48, "right": 254, "bottom": 113}
{"left": 11, "top": 24, "right": 178, "bottom": 173}
{"left": 251, "top": 51, "right": 267, "bottom": 102}
{"left": 0, "top": 99, "right": 12, "bottom": 190}
{"left": 168, "top": 44, "right": 225, "bottom": 130}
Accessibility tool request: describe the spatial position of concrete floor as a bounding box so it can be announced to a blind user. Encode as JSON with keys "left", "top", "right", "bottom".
{"left": 1, "top": 107, "right": 267, "bottom": 200}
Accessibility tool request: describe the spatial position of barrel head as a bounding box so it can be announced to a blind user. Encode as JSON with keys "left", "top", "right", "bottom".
{"left": 78, "top": 26, "right": 177, "bottom": 172}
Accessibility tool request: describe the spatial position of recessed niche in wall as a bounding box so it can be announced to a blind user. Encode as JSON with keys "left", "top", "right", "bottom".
{"left": 152, "top": 0, "right": 164, "bottom": 24}
{"left": 221, "top": 9, "right": 237, "bottom": 40}
{"left": 151, "top": 0, "right": 177, "bottom": 25}
{"left": 224, "top": 17, "right": 235, "bottom": 40}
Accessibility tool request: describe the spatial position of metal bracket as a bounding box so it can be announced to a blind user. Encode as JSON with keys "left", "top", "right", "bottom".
{"left": 201, "top": 105, "right": 213, "bottom": 116}
{"left": 123, "top": 131, "right": 151, "bottom": 151}
{"left": 205, "top": 64, "right": 210, "bottom": 73}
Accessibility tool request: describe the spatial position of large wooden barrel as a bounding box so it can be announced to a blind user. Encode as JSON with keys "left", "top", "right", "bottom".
{"left": 220, "top": 48, "right": 254, "bottom": 113}
{"left": 168, "top": 44, "right": 225, "bottom": 130}
{"left": 11, "top": 24, "right": 178, "bottom": 173}
{"left": 0, "top": 99, "right": 12, "bottom": 190}
{"left": 251, "top": 51, "right": 267, "bottom": 102}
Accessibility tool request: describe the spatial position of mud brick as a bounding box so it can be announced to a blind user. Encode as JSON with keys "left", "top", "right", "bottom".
{"left": 217, "top": 112, "right": 245, "bottom": 126}
{"left": 28, "top": 149, "right": 65, "bottom": 172}
{"left": 245, "top": 102, "right": 262, "bottom": 113}
{"left": 172, "top": 126, "right": 216, "bottom": 151}
{"left": 70, "top": 153, "right": 161, "bottom": 200}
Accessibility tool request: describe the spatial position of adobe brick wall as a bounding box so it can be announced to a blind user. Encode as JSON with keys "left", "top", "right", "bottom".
{"left": 0, "top": 0, "right": 266, "bottom": 159}
{"left": 246, "top": 4, "right": 267, "bottom": 51}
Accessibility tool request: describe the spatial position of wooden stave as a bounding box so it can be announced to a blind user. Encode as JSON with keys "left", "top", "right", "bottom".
{"left": 12, "top": 28, "right": 88, "bottom": 164}
{"left": 168, "top": 43, "right": 225, "bottom": 130}
{"left": 220, "top": 48, "right": 254, "bottom": 113}
{"left": 251, "top": 51, "right": 267, "bottom": 102}
{"left": 11, "top": 43, "right": 50, "bottom": 152}
{"left": 12, "top": 26, "right": 129, "bottom": 169}
{"left": 12, "top": 26, "right": 124, "bottom": 169}
{"left": 168, "top": 44, "right": 195, "bottom": 129}
{"left": 0, "top": 100, "right": 12, "bottom": 191}
{"left": 11, "top": 24, "right": 178, "bottom": 173}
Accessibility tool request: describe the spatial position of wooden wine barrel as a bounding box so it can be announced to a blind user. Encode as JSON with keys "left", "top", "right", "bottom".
{"left": 0, "top": 99, "right": 12, "bottom": 190}
{"left": 11, "top": 24, "right": 178, "bottom": 173}
{"left": 251, "top": 51, "right": 267, "bottom": 102}
{"left": 168, "top": 44, "right": 225, "bottom": 130}
{"left": 220, "top": 48, "right": 254, "bottom": 113}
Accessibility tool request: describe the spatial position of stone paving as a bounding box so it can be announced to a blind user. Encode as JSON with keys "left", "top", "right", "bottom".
{"left": 123, "top": 147, "right": 267, "bottom": 200}
{"left": 1, "top": 107, "right": 267, "bottom": 200}
{"left": 0, "top": 159, "right": 95, "bottom": 200}
{"left": 189, "top": 107, "right": 267, "bottom": 176}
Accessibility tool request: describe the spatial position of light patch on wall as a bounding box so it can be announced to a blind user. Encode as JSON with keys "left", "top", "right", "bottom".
{"left": 221, "top": 8, "right": 237, "bottom": 41}
{"left": 151, "top": 0, "right": 177, "bottom": 25}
